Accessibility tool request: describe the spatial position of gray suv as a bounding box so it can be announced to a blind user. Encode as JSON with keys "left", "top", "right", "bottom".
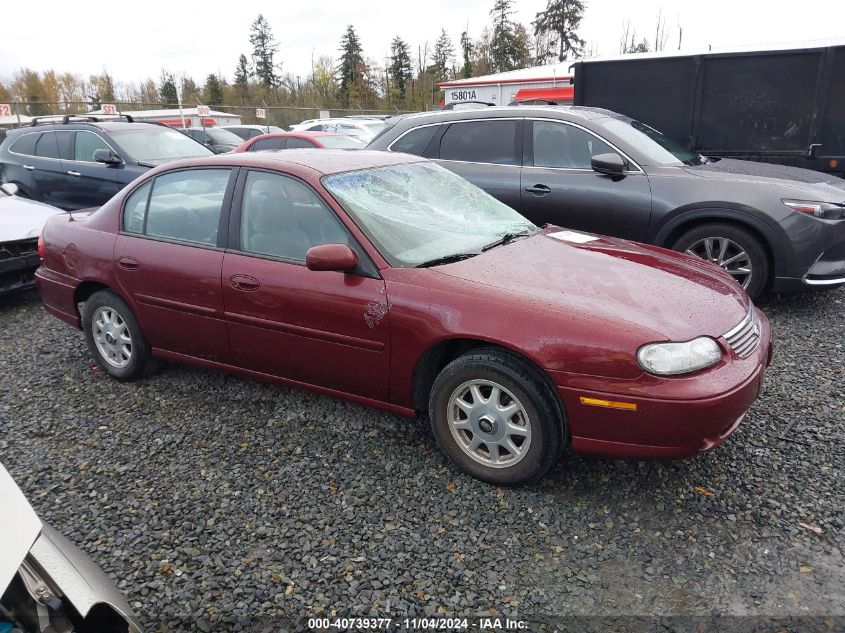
{"left": 369, "top": 106, "right": 845, "bottom": 299}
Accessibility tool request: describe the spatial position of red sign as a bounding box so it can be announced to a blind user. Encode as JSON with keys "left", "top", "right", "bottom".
{"left": 196, "top": 105, "right": 211, "bottom": 116}
{"left": 255, "top": 108, "right": 266, "bottom": 119}
{"left": 101, "top": 103, "right": 117, "bottom": 115}
{"left": 0, "top": 104, "right": 12, "bottom": 117}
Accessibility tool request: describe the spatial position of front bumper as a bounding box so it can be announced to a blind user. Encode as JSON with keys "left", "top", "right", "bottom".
{"left": 551, "top": 309, "right": 772, "bottom": 460}
{"left": 773, "top": 213, "right": 845, "bottom": 292}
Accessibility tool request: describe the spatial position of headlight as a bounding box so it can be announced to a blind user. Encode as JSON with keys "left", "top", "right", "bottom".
{"left": 782, "top": 199, "right": 845, "bottom": 220}
{"left": 637, "top": 337, "right": 722, "bottom": 376}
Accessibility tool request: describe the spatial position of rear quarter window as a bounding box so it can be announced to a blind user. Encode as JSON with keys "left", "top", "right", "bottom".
{"left": 390, "top": 125, "right": 438, "bottom": 156}
{"left": 9, "top": 132, "right": 40, "bottom": 156}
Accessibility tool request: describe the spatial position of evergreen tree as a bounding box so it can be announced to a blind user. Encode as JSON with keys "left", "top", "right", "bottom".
{"left": 430, "top": 29, "right": 455, "bottom": 82}
{"left": 514, "top": 24, "right": 533, "bottom": 68}
{"left": 460, "top": 31, "right": 474, "bottom": 78}
{"left": 158, "top": 71, "right": 178, "bottom": 104}
{"left": 180, "top": 76, "right": 199, "bottom": 103}
{"left": 337, "top": 25, "right": 364, "bottom": 107}
{"left": 489, "top": 0, "right": 520, "bottom": 72}
{"left": 203, "top": 74, "right": 224, "bottom": 105}
{"left": 234, "top": 54, "right": 251, "bottom": 101}
{"left": 250, "top": 14, "right": 280, "bottom": 88}
{"left": 533, "top": 0, "right": 586, "bottom": 62}
{"left": 388, "top": 36, "right": 413, "bottom": 101}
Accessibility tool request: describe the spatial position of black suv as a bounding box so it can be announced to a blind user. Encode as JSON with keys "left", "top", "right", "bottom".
{"left": 0, "top": 115, "right": 213, "bottom": 210}
{"left": 369, "top": 106, "right": 845, "bottom": 299}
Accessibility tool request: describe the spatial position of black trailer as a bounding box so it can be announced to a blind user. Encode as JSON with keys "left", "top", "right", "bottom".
{"left": 572, "top": 44, "right": 845, "bottom": 177}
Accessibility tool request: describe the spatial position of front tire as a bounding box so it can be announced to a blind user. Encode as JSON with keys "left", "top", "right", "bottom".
{"left": 82, "top": 290, "right": 152, "bottom": 381}
{"left": 672, "top": 223, "right": 770, "bottom": 300}
{"left": 428, "top": 349, "right": 564, "bottom": 486}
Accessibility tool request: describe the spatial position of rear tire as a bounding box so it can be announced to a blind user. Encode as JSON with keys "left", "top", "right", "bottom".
{"left": 672, "top": 223, "right": 769, "bottom": 300}
{"left": 428, "top": 349, "right": 564, "bottom": 486}
{"left": 82, "top": 290, "right": 153, "bottom": 381}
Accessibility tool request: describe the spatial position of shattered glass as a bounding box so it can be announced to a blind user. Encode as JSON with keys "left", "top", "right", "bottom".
{"left": 323, "top": 162, "right": 535, "bottom": 267}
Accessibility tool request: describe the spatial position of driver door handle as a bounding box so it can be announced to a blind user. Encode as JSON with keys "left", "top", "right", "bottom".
{"left": 23, "top": 165, "right": 34, "bottom": 171}
{"left": 67, "top": 171, "right": 81, "bottom": 177}
{"left": 524, "top": 184, "right": 552, "bottom": 195}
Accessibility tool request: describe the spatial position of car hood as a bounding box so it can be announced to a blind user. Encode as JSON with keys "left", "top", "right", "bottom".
{"left": 0, "top": 464, "right": 41, "bottom": 593}
{"left": 685, "top": 158, "right": 845, "bottom": 202}
{"left": 0, "top": 464, "right": 142, "bottom": 632}
{"left": 0, "top": 195, "right": 65, "bottom": 242}
{"left": 435, "top": 228, "right": 750, "bottom": 342}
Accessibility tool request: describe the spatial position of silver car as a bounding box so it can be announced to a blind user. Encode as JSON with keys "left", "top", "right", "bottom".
{"left": 0, "top": 463, "right": 142, "bottom": 633}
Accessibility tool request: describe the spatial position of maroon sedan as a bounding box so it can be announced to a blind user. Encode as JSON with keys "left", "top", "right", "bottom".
{"left": 36, "top": 150, "right": 772, "bottom": 485}
{"left": 233, "top": 131, "right": 365, "bottom": 153}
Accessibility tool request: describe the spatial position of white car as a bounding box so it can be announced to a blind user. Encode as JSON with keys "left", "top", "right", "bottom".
{"left": 289, "top": 117, "right": 387, "bottom": 143}
{"left": 0, "top": 184, "right": 63, "bottom": 296}
{"left": 0, "top": 463, "right": 143, "bottom": 632}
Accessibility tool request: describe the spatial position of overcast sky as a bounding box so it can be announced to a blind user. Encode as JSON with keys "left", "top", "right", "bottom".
{"left": 1, "top": 1, "right": 844, "bottom": 85}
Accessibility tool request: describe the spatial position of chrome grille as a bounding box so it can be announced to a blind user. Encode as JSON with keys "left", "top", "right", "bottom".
{"left": 723, "top": 308, "right": 761, "bottom": 358}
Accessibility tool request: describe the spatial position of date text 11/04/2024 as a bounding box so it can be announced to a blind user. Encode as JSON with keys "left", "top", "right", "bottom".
{"left": 307, "top": 617, "right": 528, "bottom": 630}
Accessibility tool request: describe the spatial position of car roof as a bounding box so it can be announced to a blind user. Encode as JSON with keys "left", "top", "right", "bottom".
{"left": 395, "top": 105, "right": 625, "bottom": 125}
{"left": 175, "top": 148, "right": 422, "bottom": 176}
{"left": 6, "top": 120, "right": 167, "bottom": 135}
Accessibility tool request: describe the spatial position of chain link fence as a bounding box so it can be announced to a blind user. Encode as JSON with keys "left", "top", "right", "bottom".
{"left": 1, "top": 101, "right": 416, "bottom": 130}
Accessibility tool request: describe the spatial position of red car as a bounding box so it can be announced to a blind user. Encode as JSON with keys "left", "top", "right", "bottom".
{"left": 233, "top": 131, "right": 365, "bottom": 153}
{"left": 36, "top": 150, "right": 772, "bottom": 485}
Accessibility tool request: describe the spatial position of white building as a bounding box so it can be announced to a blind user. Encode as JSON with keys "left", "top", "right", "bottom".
{"left": 85, "top": 106, "right": 241, "bottom": 127}
{"left": 438, "top": 62, "right": 576, "bottom": 107}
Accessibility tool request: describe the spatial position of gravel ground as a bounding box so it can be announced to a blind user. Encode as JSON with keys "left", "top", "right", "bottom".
{"left": 1, "top": 288, "right": 843, "bottom": 631}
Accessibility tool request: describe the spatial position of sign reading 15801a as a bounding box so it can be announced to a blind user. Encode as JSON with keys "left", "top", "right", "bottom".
{"left": 449, "top": 90, "right": 477, "bottom": 101}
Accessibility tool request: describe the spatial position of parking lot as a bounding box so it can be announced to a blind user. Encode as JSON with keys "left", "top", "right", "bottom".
{"left": 1, "top": 287, "right": 843, "bottom": 630}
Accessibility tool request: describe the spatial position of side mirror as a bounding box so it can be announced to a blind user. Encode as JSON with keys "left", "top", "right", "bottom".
{"left": 1, "top": 182, "right": 19, "bottom": 196}
{"left": 93, "top": 148, "right": 121, "bottom": 165}
{"left": 591, "top": 152, "right": 626, "bottom": 175}
{"left": 306, "top": 243, "right": 358, "bottom": 273}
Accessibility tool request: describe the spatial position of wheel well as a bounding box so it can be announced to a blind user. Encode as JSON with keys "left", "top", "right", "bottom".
{"left": 73, "top": 281, "right": 109, "bottom": 319}
{"left": 662, "top": 216, "right": 775, "bottom": 284}
{"left": 411, "top": 339, "right": 567, "bottom": 436}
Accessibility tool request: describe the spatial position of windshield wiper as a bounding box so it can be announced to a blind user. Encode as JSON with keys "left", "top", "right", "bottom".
{"left": 482, "top": 229, "right": 533, "bottom": 252}
{"left": 416, "top": 252, "right": 479, "bottom": 268}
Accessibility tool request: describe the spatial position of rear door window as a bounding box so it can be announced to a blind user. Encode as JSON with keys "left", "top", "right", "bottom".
{"left": 439, "top": 120, "right": 519, "bottom": 165}
{"left": 34, "top": 131, "right": 73, "bottom": 160}
{"left": 143, "top": 169, "right": 232, "bottom": 246}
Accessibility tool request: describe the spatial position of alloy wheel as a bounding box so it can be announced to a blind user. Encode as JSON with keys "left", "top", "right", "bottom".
{"left": 92, "top": 307, "right": 133, "bottom": 368}
{"left": 685, "top": 236, "right": 753, "bottom": 289}
{"left": 447, "top": 379, "right": 532, "bottom": 468}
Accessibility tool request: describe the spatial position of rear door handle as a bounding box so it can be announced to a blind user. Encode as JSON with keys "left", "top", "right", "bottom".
{"left": 230, "top": 274, "right": 260, "bottom": 291}
{"left": 117, "top": 256, "right": 139, "bottom": 270}
{"left": 23, "top": 165, "right": 34, "bottom": 171}
{"left": 524, "top": 184, "right": 552, "bottom": 195}
{"left": 67, "top": 171, "right": 81, "bottom": 177}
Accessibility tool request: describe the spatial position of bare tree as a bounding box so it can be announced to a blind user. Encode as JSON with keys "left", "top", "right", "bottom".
{"left": 654, "top": 9, "right": 668, "bottom": 52}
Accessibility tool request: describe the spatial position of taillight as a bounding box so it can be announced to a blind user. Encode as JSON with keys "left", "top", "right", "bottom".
{"left": 37, "top": 234, "right": 45, "bottom": 259}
